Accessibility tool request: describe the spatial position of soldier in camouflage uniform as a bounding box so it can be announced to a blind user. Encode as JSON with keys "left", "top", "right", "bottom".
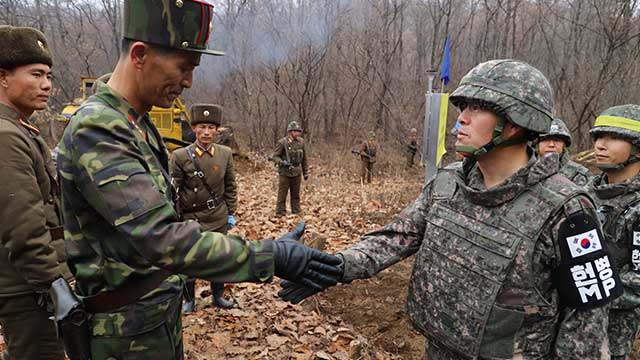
{"left": 536, "top": 118, "right": 591, "bottom": 187}
{"left": 0, "top": 26, "right": 72, "bottom": 360}
{"left": 280, "top": 59, "right": 621, "bottom": 359}
{"left": 56, "top": 1, "right": 342, "bottom": 359}
{"left": 588, "top": 104, "right": 640, "bottom": 360}
{"left": 170, "top": 104, "right": 236, "bottom": 312}
{"left": 273, "top": 120, "right": 308, "bottom": 217}
{"left": 359, "top": 131, "right": 377, "bottom": 183}
{"left": 406, "top": 128, "right": 419, "bottom": 168}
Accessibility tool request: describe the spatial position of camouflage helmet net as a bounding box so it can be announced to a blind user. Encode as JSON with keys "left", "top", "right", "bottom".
{"left": 589, "top": 104, "right": 640, "bottom": 171}
{"left": 538, "top": 118, "right": 572, "bottom": 147}
{"left": 450, "top": 59, "right": 554, "bottom": 158}
{"left": 287, "top": 121, "right": 302, "bottom": 132}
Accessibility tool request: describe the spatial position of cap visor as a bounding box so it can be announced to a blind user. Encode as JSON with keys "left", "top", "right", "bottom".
{"left": 188, "top": 47, "right": 225, "bottom": 56}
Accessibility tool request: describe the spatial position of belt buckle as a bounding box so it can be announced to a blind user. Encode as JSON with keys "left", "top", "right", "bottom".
{"left": 206, "top": 199, "right": 216, "bottom": 209}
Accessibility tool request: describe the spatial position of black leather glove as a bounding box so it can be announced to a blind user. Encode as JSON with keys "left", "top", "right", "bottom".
{"left": 273, "top": 222, "right": 343, "bottom": 290}
{"left": 278, "top": 253, "right": 344, "bottom": 304}
{"left": 278, "top": 280, "right": 319, "bottom": 304}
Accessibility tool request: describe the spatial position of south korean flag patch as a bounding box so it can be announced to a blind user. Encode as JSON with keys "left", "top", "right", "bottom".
{"left": 553, "top": 212, "right": 623, "bottom": 309}
{"left": 566, "top": 229, "right": 602, "bottom": 258}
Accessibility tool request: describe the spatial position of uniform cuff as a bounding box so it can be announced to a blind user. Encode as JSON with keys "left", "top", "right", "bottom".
{"left": 250, "top": 239, "right": 275, "bottom": 282}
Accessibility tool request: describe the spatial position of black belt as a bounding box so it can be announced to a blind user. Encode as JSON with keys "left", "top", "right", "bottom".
{"left": 182, "top": 197, "right": 223, "bottom": 214}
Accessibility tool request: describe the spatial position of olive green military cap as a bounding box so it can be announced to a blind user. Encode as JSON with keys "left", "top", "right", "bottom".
{"left": 123, "top": 0, "right": 224, "bottom": 56}
{"left": 0, "top": 26, "right": 53, "bottom": 69}
{"left": 190, "top": 104, "right": 222, "bottom": 126}
{"left": 287, "top": 121, "right": 302, "bottom": 132}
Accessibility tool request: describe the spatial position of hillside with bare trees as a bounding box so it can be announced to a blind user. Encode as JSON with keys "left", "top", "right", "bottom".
{"left": 2, "top": 0, "right": 639, "bottom": 153}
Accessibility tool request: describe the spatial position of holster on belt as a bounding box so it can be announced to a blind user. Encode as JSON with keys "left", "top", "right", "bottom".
{"left": 50, "top": 278, "right": 92, "bottom": 360}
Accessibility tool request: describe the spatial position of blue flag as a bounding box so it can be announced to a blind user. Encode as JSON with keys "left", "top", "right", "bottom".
{"left": 440, "top": 35, "right": 451, "bottom": 85}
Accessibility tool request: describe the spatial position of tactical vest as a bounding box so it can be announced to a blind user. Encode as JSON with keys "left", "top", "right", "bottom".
{"left": 594, "top": 189, "right": 640, "bottom": 272}
{"left": 406, "top": 168, "right": 583, "bottom": 359}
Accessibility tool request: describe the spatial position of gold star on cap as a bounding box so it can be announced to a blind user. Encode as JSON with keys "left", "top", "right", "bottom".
{"left": 37, "top": 40, "right": 45, "bottom": 50}
{"left": 203, "top": 110, "right": 210, "bottom": 117}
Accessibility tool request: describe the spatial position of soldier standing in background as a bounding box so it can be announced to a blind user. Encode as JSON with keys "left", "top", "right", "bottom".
{"left": 170, "top": 104, "right": 236, "bottom": 312}
{"left": 280, "top": 59, "right": 620, "bottom": 359}
{"left": 0, "top": 26, "right": 71, "bottom": 360}
{"left": 536, "top": 118, "right": 591, "bottom": 186}
{"left": 359, "top": 131, "right": 377, "bottom": 183}
{"left": 406, "top": 128, "right": 419, "bottom": 168}
{"left": 56, "top": 1, "right": 342, "bottom": 358}
{"left": 588, "top": 104, "right": 640, "bottom": 360}
{"left": 273, "top": 120, "right": 308, "bottom": 217}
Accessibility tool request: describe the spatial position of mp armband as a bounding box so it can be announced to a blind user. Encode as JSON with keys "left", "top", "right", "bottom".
{"left": 552, "top": 212, "right": 622, "bottom": 309}
{"left": 631, "top": 224, "right": 640, "bottom": 272}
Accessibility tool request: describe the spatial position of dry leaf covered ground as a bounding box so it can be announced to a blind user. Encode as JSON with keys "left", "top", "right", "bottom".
{"left": 182, "top": 153, "right": 426, "bottom": 359}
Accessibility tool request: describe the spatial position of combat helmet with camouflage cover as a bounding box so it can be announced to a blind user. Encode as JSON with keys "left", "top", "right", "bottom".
{"left": 590, "top": 104, "right": 640, "bottom": 171}
{"left": 287, "top": 120, "right": 302, "bottom": 132}
{"left": 123, "top": 0, "right": 224, "bottom": 56}
{"left": 538, "top": 118, "right": 572, "bottom": 147}
{"left": 450, "top": 59, "right": 554, "bottom": 158}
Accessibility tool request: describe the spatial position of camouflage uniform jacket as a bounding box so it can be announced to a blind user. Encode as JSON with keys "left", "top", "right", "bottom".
{"left": 559, "top": 151, "right": 591, "bottom": 187}
{"left": 0, "top": 103, "right": 70, "bottom": 297}
{"left": 590, "top": 173, "right": 640, "bottom": 356}
{"left": 57, "top": 83, "right": 274, "bottom": 324}
{"left": 273, "top": 136, "right": 308, "bottom": 177}
{"left": 340, "top": 154, "right": 610, "bottom": 359}
{"left": 359, "top": 139, "right": 377, "bottom": 163}
{"left": 170, "top": 143, "right": 237, "bottom": 231}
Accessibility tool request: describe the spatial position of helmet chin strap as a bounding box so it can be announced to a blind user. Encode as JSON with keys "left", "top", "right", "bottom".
{"left": 596, "top": 145, "right": 640, "bottom": 172}
{"left": 455, "top": 117, "right": 528, "bottom": 159}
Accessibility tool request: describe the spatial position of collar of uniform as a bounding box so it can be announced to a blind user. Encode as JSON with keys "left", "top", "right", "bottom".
{"left": 0, "top": 102, "right": 23, "bottom": 125}
{"left": 459, "top": 151, "right": 556, "bottom": 206}
{"left": 0, "top": 103, "right": 40, "bottom": 134}
{"left": 194, "top": 143, "right": 214, "bottom": 157}
{"left": 93, "top": 81, "right": 144, "bottom": 126}
{"left": 591, "top": 173, "right": 640, "bottom": 199}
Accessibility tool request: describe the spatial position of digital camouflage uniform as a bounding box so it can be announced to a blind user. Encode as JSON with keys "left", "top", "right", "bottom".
{"left": 170, "top": 104, "right": 237, "bottom": 310}
{"left": 0, "top": 26, "right": 71, "bottom": 360}
{"left": 538, "top": 118, "right": 591, "bottom": 187}
{"left": 406, "top": 128, "right": 418, "bottom": 168}
{"left": 359, "top": 132, "right": 377, "bottom": 183}
{"left": 589, "top": 105, "right": 640, "bottom": 359}
{"left": 56, "top": 2, "right": 276, "bottom": 358}
{"left": 284, "top": 60, "right": 621, "bottom": 359}
{"left": 559, "top": 152, "right": 591, "bottom": 187}
{"left": 273, "top": 121, "right": 308, "bottom": 216}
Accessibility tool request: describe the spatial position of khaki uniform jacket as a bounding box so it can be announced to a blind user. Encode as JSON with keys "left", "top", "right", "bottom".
{"left": 170, "top": 143, "right": 237, "bottom": 231}
{"left": 359, "top": 140, "right": 377, "bottom": 163}
{"left": 0, "top": 103, "right": 70, "bottom": 297}
{"left": 273, "top": 136, "right": 308, "bottom": 177}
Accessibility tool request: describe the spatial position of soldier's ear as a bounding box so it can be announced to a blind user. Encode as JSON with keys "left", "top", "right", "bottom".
{"left": 0, "top": 69, "right": 8, "bottom": 88}
{"left": 502, "top": 121, "right": 526, "bottom": 139}
{"left": 129, "top": 42, "right": 150, "bottom": 69}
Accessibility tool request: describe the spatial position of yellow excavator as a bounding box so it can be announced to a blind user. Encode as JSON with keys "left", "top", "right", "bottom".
{"left": 57, "top": 77, "right": 195, "bottom": 150}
